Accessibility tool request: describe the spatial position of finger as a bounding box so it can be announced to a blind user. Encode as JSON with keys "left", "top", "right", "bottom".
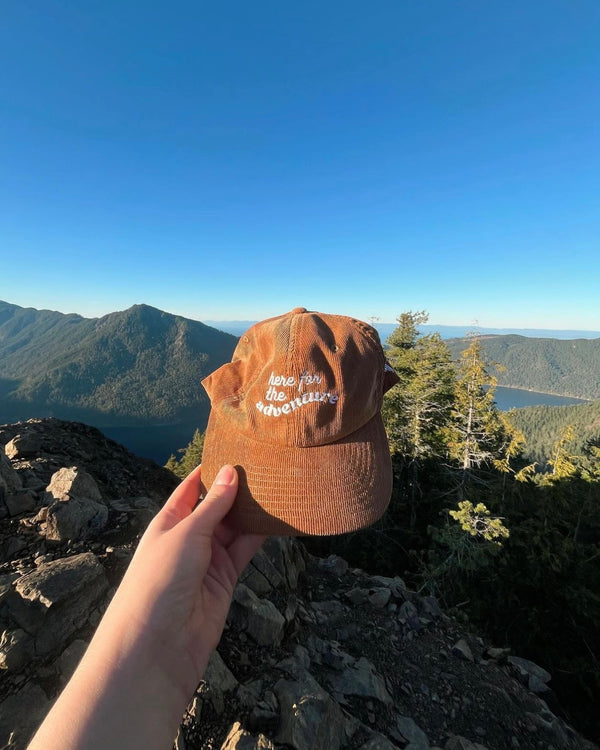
{"left": 187, "top": 465, "right": 238, "bottom": 537}
{"left": 228, "top": 533, "right": 267, "bottom": 577}
{"left": 155, "top": 464, "right": 203, "bottom": 530}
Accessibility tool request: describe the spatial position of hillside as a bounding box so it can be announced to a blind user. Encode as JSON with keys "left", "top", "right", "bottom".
{"left": 445, "top": 335, "right": 600, "bottom": 400}
{"left": 1, "top": 419, "right": 596, "bottom": 750}
{"left": 0, "top": 301, "right": 237, "bottom": 429}
{"left": 510, "top": 399, "right": 600, "bottom": 466}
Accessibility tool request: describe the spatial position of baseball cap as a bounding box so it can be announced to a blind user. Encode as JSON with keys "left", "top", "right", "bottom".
{"left": 200, "top": 307, "right": 399, "bottom": 535}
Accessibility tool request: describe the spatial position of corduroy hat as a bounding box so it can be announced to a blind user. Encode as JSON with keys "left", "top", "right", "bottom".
{"left": 200, "top": 307, "right": 399, "bottom": 535}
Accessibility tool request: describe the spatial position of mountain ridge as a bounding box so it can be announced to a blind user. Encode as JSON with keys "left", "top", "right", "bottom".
{"left": 0, "top": 300, "right": 237, "bottom": 429}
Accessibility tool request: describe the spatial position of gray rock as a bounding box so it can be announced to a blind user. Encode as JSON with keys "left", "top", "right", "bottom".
{"left": 0, "top": 627, "right": 35, "bottom": 670}
{"left": 0, "top": 450, "right": 23, "bottom": 491}
{"left": 507, "top": 655, "right": 551, "bottom": 692}
{"left": 394, "top": 716, "right": 430, "bottom": 750}
{"left": 445, "top": 737, "right": 488, "bottom": 750}
{"left": 368, "top": 587, "right": 392, "bottom": 609}
{"left": 230, "top": 584, "right": 285, "bottom": 646}
{"left": 0, "top": 681, "right": 50, "bottom": 749}
{"left": 325, "top": 656, "right": 393, "bottom": 706}
{"left": 262, "top": 537, "right": 305, "bottom": 590}
{"left": 46, "top": 494, "right": 108, "bottom": 541}
{"left": 220, "top": 721, "right": 275, "bottom": 749}
{"left": 310, "top": 599, "right": 348, "bottom": 624}
{"left": 5, "top": 433, "right": 41, "bottom": 459}
{"left": 452, "top": 638, "right": 474, "bottom": 662}
{"left": 204, "top": 649, "right": 239, "bottom": 693}
{"left": 240, "top": 548, "right": 284, "bottom": 596}
{"left": 274, "top": 668, "right": 348, "bottom": 750}
{"left": 359, "top": 733, "right": 401, "bottom": 749}
{"left": 5, "top": 489, "right": 37, "bottom": 516}
{"left": 318, "top": 554, "right": 349, "bottom": 577}
{"left": 45, "top": 466, "right": 104, "bottom": 504}
{"left": 345, "top": 587, "right": 370, "bottom": 605}
{"left": 11, "top": 553, "right": 108, "bottom": 656}
{"left": 398, "top": 600, "right": 422, "bottom": 630}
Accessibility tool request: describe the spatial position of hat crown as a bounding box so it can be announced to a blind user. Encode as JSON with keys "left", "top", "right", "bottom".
{"left": 203, "top": 309, "right": 389, "bottom": 448}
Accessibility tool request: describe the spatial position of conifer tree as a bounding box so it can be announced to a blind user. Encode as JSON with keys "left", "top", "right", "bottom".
{"left": 164, "top": 428, "right": 205, "bottom": 479}
{"left": 383, "top": 311, "right": 456, "bottom": 527}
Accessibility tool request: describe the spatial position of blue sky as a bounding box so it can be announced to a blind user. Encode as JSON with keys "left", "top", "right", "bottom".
{"left": 2, "top": 1, "right": 599, "bottom": 329}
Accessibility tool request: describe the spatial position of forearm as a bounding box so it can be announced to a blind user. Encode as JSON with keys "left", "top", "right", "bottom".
{"left": 27, "top": 621, "right": 190, "bottom": 750}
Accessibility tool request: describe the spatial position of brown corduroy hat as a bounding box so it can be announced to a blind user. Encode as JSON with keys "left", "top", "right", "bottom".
{"left": 200, "top": 307, "right": 399, "bottom": 536}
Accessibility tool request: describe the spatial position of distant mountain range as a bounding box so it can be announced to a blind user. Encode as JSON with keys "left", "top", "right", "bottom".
{"left": 206, "top": 320, "right": 600, "bottom": 341}
{"left": 0, "top": 301, "right": 237, "bottom": 429}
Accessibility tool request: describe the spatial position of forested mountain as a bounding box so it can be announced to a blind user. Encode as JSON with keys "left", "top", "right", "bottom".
{"left": 446, "top": 334, "right": 600, "bottom": 399}
{"left": 510, "top": 398, "right": 600, "bottom": 466}
{"left": 0, "top": 301, "right": 237, "bottom": 427}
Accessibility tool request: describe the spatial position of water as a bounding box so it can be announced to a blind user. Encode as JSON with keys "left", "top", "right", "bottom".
{"left": 493, "top": 386, "right": 588, "bottom": 411}
{"left": 102, "top": 422, "right": 201, "bottom": 465}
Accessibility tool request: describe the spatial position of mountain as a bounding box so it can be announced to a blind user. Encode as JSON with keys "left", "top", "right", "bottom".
{"left": 445, "top": 334, "right": 600, "bottom": 400}
{"left": 0, "top": 301, "right": 238, "bottom": 430}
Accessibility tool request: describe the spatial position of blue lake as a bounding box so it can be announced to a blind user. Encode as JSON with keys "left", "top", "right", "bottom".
{"left": 493, "top": 386, "right": 588, "bottom": 411}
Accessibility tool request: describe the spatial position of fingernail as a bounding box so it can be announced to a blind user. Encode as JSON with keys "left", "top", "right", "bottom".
{"left": 215, "top": 465, "right": 235, "bottom": 486}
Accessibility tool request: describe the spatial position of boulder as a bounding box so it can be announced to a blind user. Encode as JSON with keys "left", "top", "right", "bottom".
{"left": 230, "top": 584, "right": 285, "bottom": 646}
{"left": 0, "top": 627, "right": 35, "bottom": 670}
{"left": 0, "top": 450, "right": 22, "bottom": 491}
{"left": 11, "top": 552, "right": 108, "bottom": 657}
{"left": 325, "top": 656, "right": 393, "bottom": 706}
{"left": 4, "top": 433, "right": 41, "bottom": 459}
{"left": 274, "top": 669, "right": 349, "bottom": 750}
{"left": 4, "top": 489, "right": 37, "bottom": 517}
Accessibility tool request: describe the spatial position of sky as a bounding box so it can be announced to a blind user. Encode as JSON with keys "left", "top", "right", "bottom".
{"left": 1, "top": 1, "right": 599, "bottom": 329}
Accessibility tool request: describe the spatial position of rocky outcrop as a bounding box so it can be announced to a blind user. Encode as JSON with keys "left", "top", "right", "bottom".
{"left": 0, "top": 418, "right": 597, "bottom": 750}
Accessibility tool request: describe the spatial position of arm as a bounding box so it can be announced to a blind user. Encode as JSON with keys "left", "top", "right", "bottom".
{"left": 27, "top": 464, "right": 265, "bottom": 750}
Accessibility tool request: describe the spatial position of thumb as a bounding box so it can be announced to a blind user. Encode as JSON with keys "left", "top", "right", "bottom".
{"left": 189, "top": 465, "right": 238, "bottom": 535}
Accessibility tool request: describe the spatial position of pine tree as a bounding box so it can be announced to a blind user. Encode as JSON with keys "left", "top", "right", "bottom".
{"left": 164, "top": 428, "right": 205, "bottom": 479}
{"left": 383, "top": 311, "right": 456, "bottom": 527}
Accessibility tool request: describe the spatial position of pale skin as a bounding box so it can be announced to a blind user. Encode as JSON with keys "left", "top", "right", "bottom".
{"left": 27, "top": 464, "right": 266, "bottom": 750}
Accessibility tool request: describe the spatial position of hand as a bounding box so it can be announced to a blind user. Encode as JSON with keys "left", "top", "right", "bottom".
{"left": 28, "top": 464, "right": 266, "bottom": 750}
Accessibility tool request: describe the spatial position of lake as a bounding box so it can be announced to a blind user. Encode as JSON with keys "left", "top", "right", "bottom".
{"left": 493, "top": 386, "right": 588, "bottom": 411}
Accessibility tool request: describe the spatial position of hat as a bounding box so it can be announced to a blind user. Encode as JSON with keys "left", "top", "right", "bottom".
{"left": 200, "top": 307, "right": 399, "bottom": 536}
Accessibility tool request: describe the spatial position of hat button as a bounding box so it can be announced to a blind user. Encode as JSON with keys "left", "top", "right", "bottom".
{"left": 290, "top": 307, "right": 307, "bottom": 314}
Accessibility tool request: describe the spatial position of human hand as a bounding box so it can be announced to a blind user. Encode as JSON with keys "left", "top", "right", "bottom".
{"left": 27, "top": 464, "right": 266, "bottom": 750}
{"left": 98, "top": 463, "right": 266, "bottom": 700}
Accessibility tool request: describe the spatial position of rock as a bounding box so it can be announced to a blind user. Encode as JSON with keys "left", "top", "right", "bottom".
{"left": 240, "top": 548, "right": 284, "bottom": 596}
{"left": 345, "top": 587, "right": 370, "bottom": 605}
{"left": 325, "top": 656, "right": 393, "bottom": 706}
{"left": 318, "top": 554, "right": 349, "bottom": 577}
{"left": 230, "top": 584, "right": 285, "bottom": 646}
{"left": 0, "top": 681, "right": 50, "bottom": 749}
{"left": 359, "top": 734, "right": 401, "bottom": 749}
{"left": 0, "top": 450, "right": 23, "bottom": 491}
{"left": 393, "top": 716, "right": 430, "bottom": 749}
{"left": 45, "top": 494, "right": 108, "bottom": 542}
{"left": 45, "top": 466, "right": 104, "bottom": 504}
{"left": 398, "top": 600, "right": 422, "bottom": 630}
{"left": 4, "top": 433, "right": 41, "bottom": 459}
{"left": 58, "top": 638, "right": 88, "bottom": 678}
{"left": 262, "top": 537, "right": 305, "bottom": 590}
{"left": 310, "top": 599, "right": 348, "bottom": 624}
{"left": 451, "top": 638, "right": 474, "bottom": 662}
{"left": 220, "top": 721, "right": 275, "bottom": 749}
{"left": 11, "top": 552, "right": 108, "bottom": 656}
{"left": 204, "top": 649, "right": 239, "bottom": 693}
{"left": 368, "top": 588, "right": 392, "bottom": 609}
{"left": 445, "top": 737, "right": 488, "bottom": 750}
{"left": 507, "top": 655, "right": 551, "bottom": 693}
{"left": 5, "top": 489, "right": 37, "bottom": 516}
{"left": 274, "top": 668, "right": 349, "bottom": 750}
{"left": 0, "top": 627, "right": 35, "bottom": 670}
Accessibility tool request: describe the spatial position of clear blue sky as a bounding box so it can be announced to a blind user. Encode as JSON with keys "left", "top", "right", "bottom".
{"left": 2, "top": 1, "right": 599, "bottom": 329}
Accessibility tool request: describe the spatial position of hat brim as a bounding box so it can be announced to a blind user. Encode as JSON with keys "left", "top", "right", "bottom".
{"left": 200, "top": 411, "right": 393, "bottom": 536}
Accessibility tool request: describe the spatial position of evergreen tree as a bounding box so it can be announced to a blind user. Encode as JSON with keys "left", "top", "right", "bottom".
{"left": 164, "top": 428, "right": 205, "bottom": 479}
{"left": 383, "top": 311, "right": 456, "bottom": 528}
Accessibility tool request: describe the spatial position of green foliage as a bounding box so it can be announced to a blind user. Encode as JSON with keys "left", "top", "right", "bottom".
{"left": 165, "top": 429, "right": 205, "bottom": 479}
